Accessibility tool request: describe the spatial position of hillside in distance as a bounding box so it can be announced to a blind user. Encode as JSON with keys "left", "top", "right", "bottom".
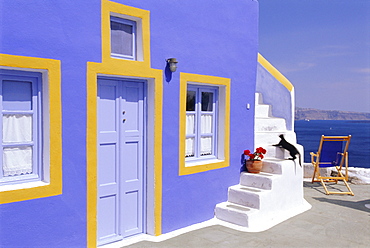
{"left": 295, "top": 107, "right": 370, "bottom": 120}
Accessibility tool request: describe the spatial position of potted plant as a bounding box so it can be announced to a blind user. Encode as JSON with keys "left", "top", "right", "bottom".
{"left": 243, "top": 147, "right": 267, "bottom": 173}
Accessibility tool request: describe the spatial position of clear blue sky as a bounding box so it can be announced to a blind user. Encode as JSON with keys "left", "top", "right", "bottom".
{"left": 258, "top": 0, "right": 370, "bottom": 113}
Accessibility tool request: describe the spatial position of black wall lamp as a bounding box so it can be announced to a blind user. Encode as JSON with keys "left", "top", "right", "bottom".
{"left": 167, "top": 58, "right": 178, "bottom": 72}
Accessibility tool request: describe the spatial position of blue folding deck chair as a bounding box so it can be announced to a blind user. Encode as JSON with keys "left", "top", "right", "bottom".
{"left": 311, "top": 135, "right": 354, "bottom": 196}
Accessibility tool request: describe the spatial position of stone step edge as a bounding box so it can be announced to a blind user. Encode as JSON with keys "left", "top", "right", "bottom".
{"left": 228, "top": 185, "right": 269, "bottom": 209}
{"left": 240, "top": 171, "right": 277, "bottom": 177}
{"left": 255, "top": 116, "right": 285, "bottom": 120}
{"left": 255, "top": 131, "right": 295, "bottom": 134}
{"left": 215, "top": 200, "right": 312, "bottom": 232}
{"left": 229, "top": 184, "right": 269, "bottom": 194}
{"left": 215, "top": 201, "right": 257, "bottom": 214}
{"left": 262, "top": 158, "right": 294, "bottom": 163}
{"left": 214, "top": 201, "right": 259, "bottom": 228}
{"left": 239, "top": 172, "right": 280, "bottom": 190}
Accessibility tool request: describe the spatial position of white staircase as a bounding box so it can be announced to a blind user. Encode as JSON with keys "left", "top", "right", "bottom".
{"left": 254, "top": 92, "right": 298, "bottom": 158}
{"left": 214, "top": 93, "right": 311, "bottom": 231}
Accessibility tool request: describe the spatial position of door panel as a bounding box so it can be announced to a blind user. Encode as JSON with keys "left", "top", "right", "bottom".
{"left": 98, "top": 195, "right": 118, "bottom": 239}
{"left": 121, "top": 81, "right": 144, "bottom": 237}
{"left": 97, "top": 78, "right": 145, "bottom": 246}
{"left": 98, "top": 144, "right": 117, "bottom": 185}
{"left": 97, "top": 79, "right": 120, "bottom": 245}
{"left": 98, "top": 83, "right": 118, "bottom": 132}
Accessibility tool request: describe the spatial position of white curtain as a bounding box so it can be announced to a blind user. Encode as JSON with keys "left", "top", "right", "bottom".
{"left": 186, "top": 114, "right": 195, "bottom": 134}
{"left": 200, "top": 137, "right": 212, "bottom": 156}
{"left": 201, "top": 114, "right": 212, "bottom": 134}
{"left": 2, "top": 114, "right": 33, "bottom": 176}
{"left": 3, "top": 114, "right": 32, "bottom": 142}
{"left": 186, "top": 114, "right": 213, "bottom": 157}
{"left": 185, "top": 138, "right": 194, "bottom": 157}
{"left": 3, "top": 147, "right": 33, "bottom": 176}
{"left": 185, "top": 115, "right": 195, "bottom": 157}
{"left": 201, "top": 115, "right": 213, "bottom": 154}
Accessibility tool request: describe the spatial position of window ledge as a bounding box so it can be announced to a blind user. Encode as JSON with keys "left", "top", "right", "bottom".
{"left": 185, "top": 158, "right": 224, "bottom": 167}
{"left": 180, "top": 158, "right": 228, "bottom": 175}
{"left": 0, "top": 180, "right": 49, "bottom": 193}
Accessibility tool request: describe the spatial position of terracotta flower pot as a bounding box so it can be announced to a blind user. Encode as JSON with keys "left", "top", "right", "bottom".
{"left": 246, "top": 160, "right": 263, "bottom": 173}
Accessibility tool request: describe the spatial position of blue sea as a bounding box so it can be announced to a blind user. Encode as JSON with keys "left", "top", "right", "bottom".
{"left": 295, "top": 120, "right": 370, "bottom": 168}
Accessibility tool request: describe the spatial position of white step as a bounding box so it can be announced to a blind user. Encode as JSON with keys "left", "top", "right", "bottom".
{"left": 255, "top": 117, "right": 287, "bottom": 132}
{"left": 255, "top": 92, "right": 263, "bottom": 105}
{"left": 239, "top": 172, "right": 277, "bottom": 190}
{"left": 215, "top": 202, "right": 257, "bottom": 228}
{"left": 262, "top": 144, "right": 304, "bottom": 162}
{"left": 255, "top": 145, "right": 291, "bottom": 160}
{"left": 267, "top": 145, "right": 289, "bottom": 159}
{"left": 255, "top": 131, "right": 297, "bottom": 146}
{"left": 215, "top": 199, "right": 311, "bottom": 230}
{"left": 260, "top": 159, "right": 283, "bottom": 174}
{"left": 228, "top": 185, "right": 266, "bottom": 209}
{"left": 255, "top": 104, "right": 271, "bottom": 118}
{"left": 215, "top": 159, "right": 311, "bottom": 230}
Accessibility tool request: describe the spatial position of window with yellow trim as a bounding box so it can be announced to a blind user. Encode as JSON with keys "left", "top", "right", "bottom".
{"left": 0, "top": 54, "right": 62, "bottom": 204}
{"left": 179, "top": 73, "right": 230, "bottom": 175}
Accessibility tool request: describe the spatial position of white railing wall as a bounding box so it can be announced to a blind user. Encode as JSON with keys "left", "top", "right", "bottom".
{"left": 256, "top": 54, "right": 295, "bottom": 131}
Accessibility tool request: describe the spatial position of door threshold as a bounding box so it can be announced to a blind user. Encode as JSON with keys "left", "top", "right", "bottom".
{"left": 99, "top": 233, "right": 152, "bottom": 248}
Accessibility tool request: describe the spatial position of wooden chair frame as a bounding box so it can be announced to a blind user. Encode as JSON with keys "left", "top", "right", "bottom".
{"left": 311, "top": 135, "right": 354, "bottom": 196}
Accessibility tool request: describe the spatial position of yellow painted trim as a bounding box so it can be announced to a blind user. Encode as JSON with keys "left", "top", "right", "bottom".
{"left": 86, "top": 64, "right": 98, "bottom": 248}
{"left": 102, "top": 0, "right": 150, "bottom": 66}
{"left": 87, "top": 2, "right": 162, "bottom": 247}
{"left": 0, "top": 54, "right": 62, "bottom": 204}
{"left": 179, "top": 72, "right": 230, "bottom": 176}
{"left": 86, "top": 63, "right": 163, "bottom": 246}
{"left": 257, "top": 53, "right": 293, "bottom": 92}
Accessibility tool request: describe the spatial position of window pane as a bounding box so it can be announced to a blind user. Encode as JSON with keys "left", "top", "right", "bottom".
{"left": 2, "top": 80, "right": 32, "bottom": 110}
{"left": 185, "top": 86, "right": 218, "bottom": 160}
{"left": 201, "top": 92, "right": 213, "bottom": 111}
{"left": 3, "top": 146, "right": 32, "bottom": 176}
{"left": 186, "top": 114, "right": 195, "bottom": 134}
{"left": 185, "top": 138, "right": 195, "bottom": 157}
{"left": 3, "top": 114, "right": 32, "bottom": 142}
{"left": 186, "top": 90, "right": 196, "bottom": 111}
{"left": 200, "top": 114, "right": 212, "bottom": 134}
{"left": 200, "top": 137, "right": 212, "bottom": 156}
{"left": 111, "top": 20, "right": 133, "bottom": 56}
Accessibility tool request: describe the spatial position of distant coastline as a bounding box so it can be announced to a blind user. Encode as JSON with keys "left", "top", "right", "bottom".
{"left": 295, "top": 107, "right": 370, "bottom": 120}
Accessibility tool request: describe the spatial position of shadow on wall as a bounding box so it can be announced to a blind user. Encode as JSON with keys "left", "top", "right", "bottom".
{"left": 165, "top": 63, "right": 172, "bottom": 82}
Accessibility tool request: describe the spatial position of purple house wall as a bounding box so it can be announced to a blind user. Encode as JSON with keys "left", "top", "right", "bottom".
{"left": 0, "top": 0, "right": 259, "bottom": 247}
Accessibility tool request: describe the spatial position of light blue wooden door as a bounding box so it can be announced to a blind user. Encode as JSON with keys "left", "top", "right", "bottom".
{"left": 97, "top": 77, "right": 145, "bottom": 246}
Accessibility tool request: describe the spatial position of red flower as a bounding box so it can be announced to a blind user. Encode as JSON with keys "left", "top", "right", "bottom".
{"left": 243, "top": 147, "right": 266, "bottom": 161}
{"left": 256, "top": 147, "right": 266, "bottom": 154}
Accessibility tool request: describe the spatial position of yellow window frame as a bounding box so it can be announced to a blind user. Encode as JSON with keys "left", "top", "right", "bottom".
{"left": 179, "top": 72, "right": 230, "bottom": 175}
{"left": 0, "top": 54, "right": 62, "bottom": 204}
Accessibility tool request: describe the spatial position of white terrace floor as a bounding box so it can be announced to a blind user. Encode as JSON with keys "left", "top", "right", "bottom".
{"left": 114, "top": 182, "right": 370, "bottom": 248}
